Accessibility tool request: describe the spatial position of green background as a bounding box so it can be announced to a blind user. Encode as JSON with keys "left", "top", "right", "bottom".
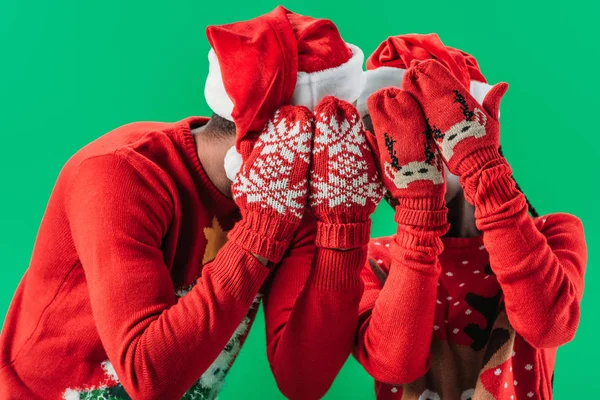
{"left": 1, "top": 0, "right": 597, "bottom": 398}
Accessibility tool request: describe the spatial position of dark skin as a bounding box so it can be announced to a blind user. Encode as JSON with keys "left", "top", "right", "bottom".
{"left": 192, "top": 119, "right": 269, "bottom": 265}
{"left": 192, "top": 119, "right": 236, "bottom": 199}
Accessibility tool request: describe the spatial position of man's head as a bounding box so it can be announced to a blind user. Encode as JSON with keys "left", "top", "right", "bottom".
{"left": 202, "top": 6, "right": 365, "bottom": 182}
{"left": 204, "top": 114, "right": 236, "bottom": 138}
{"left": 193, "top": 114, "right": 237, "bottom": 199}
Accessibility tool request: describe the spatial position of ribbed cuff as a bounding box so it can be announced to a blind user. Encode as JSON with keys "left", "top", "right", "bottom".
{"left": 398, "top": 196, "right": 446, "bottom": 210}
{"left": 314, "top": 210, "right": 371, "bottom": 224}
{"left": 454, "top": 146, "right": 502, "bottom": 177}
{"left": 394, "top": 203, "right": 448, "bottom": 227}
{"left": 456, "top": 148, "right": 507, "bottom": 203}
{"left": 392, "top": 230, "right": 446, "bottom": 265}
{"left": 207, "top": 241, "right": 271, "bottom": 304}
{"left": 228, "top": 212, "right": 296, "bottom": 263}
{"left": 474, "top": 166, "right": 521, "bottom": 217}
{"left": 308, "top": 246, "right": 367, "bottom": 290}
{"left": 316, "top": 220, "right": 372, "bottom": 249}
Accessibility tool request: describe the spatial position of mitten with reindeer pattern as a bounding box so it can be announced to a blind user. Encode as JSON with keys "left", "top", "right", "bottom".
{"left": 402, "top": 59, "right": 510, "bottom": 205}
{"left": 229, "top": 106, "right": 314, "bottom": 263}
{"left": 367, "top": 87, "right": 448, "bottom": 229}
{"left": 310, "top": 97, "right": 384, "bottom": 249}
{"left": 356, "top": 88, "right": 450, "bottom": 383}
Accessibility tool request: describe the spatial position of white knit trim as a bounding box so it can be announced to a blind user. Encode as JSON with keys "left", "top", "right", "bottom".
{"left": 357, "top": 66, "right": 494, "bottom": 116}
{"left": 224, "top": 145, "right": 243, "bottom": 181}
{"left": 356, "top": 67, "right": 405, "bottom": 115}
{"left": 62, "top": 389, "right": 80, "bottom": 400}
{"left": 291, "top": 43, "right": 365, "bottom": 110}
{"left": 469, "top": 79, "right": 494, "bottom": 107}
{"left": 204, "top": 43, "right": 365, "bottom": 121}
{"left": 101, "top": 361, "right": 119, "bottom": 383}
{"left": 62, "top": 360, "right": 119, "bottom": 400}
{"left": 205, "top": 49, "right": 235, "bottom": 121}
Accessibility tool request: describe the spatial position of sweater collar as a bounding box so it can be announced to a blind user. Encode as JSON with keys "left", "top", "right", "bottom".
{"left": 176, "top": 116, "right": 238, "bottom": 218}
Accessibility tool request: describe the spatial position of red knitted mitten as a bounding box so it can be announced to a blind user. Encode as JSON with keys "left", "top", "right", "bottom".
{"left": 230, "top": 106, "right": 314, "bottom": 263}
{"left": 368, "top": 87, "right": 447, "bottom": 226}
{"left": 402, "top": 59, "right": 509, "bottom": 203}
{"left": 310, "top": 96, "right": 383, "bottom": 249}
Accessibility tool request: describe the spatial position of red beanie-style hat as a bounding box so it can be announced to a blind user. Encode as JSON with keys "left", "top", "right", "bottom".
{"left": 205, "top": 6, "right": 365, "bottom": 152}
{"left": 356, "top": 33, "right": 493, "bottom": 115}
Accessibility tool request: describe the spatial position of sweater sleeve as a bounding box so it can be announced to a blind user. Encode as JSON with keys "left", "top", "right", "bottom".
{"left": 66, "top": 153, "right": 270, "bottom": 400}
{"left": 263, "top": 214, "right": 365, "bottom": 400}
{"left": 473, "top": 164, "right": 587, "bottom": 349}
{"left": 353, "top": 205, "right": 448, "bottom": 385}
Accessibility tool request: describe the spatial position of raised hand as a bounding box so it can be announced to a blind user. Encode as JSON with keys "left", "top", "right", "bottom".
{"left": 310, "top": 96, "right": 383, "bottom": 249}
{"left": 229, "top": 106, "right": 314, "bottom": 263}
{"left": 367, "top": 87, "right": 446, "bottom": 215}
{"left": 402, "top": 59, "right": 508, "bottom": 181}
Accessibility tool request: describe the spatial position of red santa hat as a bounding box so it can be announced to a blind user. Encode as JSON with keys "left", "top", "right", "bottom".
{"left": 204, "top": 6, "right": 365, "bottom": 175}
{"left": 357, "top": 33, "right": 493, "bottom": 115}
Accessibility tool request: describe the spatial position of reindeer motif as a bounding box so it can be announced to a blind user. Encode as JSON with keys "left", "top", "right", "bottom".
{"left": 435, "top": 91, "right": 488, "bottom": 161}
{"left": 383, "top": 128, "right": 444, "bottom": 189}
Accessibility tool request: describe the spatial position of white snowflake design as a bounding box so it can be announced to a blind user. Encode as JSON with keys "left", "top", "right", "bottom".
{"left": 232, "top": 111, "right": 313, "bottom": 219}
{"left": 310, "top": 111, "right": 383, "bottom": 208}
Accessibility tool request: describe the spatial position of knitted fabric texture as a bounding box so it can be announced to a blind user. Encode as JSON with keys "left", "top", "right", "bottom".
{"left": 357, "top": 212, "right": 586, "bottom": 400}
{"left": 356, "top": 62, "right": 586, "bottom": 398}
{"left": 230, "top": 106, "right": 314, "bottom": 262}
{"left": 310, "top": 96, "right": 383, "bottom": 249}
{"left": 367, "top": 87, "right": 448, "bottom": 230}
{"left": 402, "top": 59, "right": 509, "bottom": 204}
{"left": 0, "top": 117, "right": 367, "bottom": 400}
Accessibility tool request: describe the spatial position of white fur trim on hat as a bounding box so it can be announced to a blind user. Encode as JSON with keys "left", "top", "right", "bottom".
{"left": 291, "top": 43, "right": 365, "bottom": 110}
{"left": 356, "top": 67, "right": 406, "bottom": 115}
{"left": 224, "top": 145, "right": 243, "bottom": 181}
{"left": 205, "top": 43, "right": 365, "bottom": 121}
{"left": 357, "top": 66, "right": 495, "bottom": 116}
{"left": 205, "top": 49, "right": 235, "bottom": 121}
{"left": 469, "top": 80, "right": 494, "bottom": 107}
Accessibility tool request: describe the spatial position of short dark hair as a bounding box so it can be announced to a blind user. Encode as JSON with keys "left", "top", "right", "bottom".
{"left": 205, "top": 113, "right": 236, "bottom": 137}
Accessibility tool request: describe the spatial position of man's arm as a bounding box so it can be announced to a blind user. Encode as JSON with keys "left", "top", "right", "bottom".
{"left": 263, "top": 215, "right": 365, "bottom": 400}
{"left": 263, "top": 97, "right": 383, "bottom": 399}
{"left": 67, "top": 153, "right": 269, "bottom": 400}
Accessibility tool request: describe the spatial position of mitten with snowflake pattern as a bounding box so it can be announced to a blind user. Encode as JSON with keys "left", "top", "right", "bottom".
{"left": 310, "top": 97, "right": 384, "bottom": 249}
{"left": 229, "top": 106, "right": 314, "bottom": 263}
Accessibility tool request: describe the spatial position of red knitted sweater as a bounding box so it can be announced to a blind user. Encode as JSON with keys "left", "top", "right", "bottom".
{"left": 0, "top": 117, "right": 364, "bottom": 400}
{"left": 355, "top": 187, "right": 586, "bottom": 398}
